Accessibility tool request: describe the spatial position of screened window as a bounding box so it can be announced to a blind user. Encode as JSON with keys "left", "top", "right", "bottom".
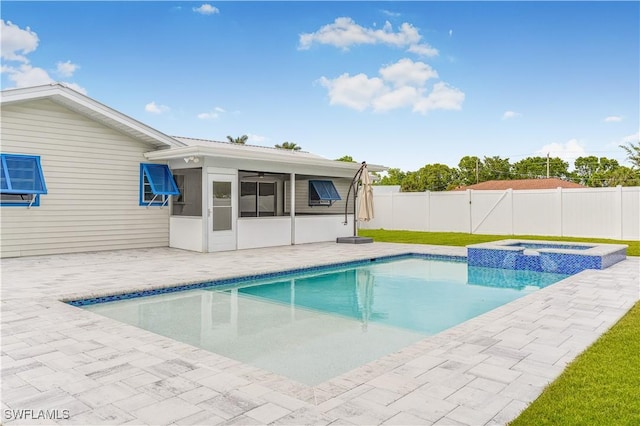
{"left": 172, "top": 168, "right": 202, "bottom": 216}
{"left": 309, "top": 180, "right": 341, "bottom": 206}
{"left": 240, "top": 181, "right": 276, "bottom": 217}
{"left": 0, "top": 154, "right": 47, "bottom": 207}
{"left": 140, "top": 163, "right": 180, "bottom": 207}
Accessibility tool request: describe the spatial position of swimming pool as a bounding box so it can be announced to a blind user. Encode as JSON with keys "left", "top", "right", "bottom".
{"left": 77, "top": 256, "right": 568, "bottom": 385}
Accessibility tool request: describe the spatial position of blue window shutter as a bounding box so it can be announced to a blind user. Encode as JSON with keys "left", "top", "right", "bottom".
{"left": 309, "top": 180, "right": 341, "bottom": 201}
{"left": 141, "top": 164, "right": 180, "bottom": 195}
{"left": 0, "top": 154, "right": 47, "bottom": 194}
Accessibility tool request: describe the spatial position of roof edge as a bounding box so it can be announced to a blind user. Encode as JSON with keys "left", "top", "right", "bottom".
{"left": 145, "top": 146, "right": 387, "bottom": 173}
{"left": 1, "top": 83, "right": 186, "bottom": 149}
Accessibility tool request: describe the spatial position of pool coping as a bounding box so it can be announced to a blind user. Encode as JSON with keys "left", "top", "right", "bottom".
{"left": 466, "top": 238, "right": 628, "bottom": 256}
{"left": 64, "top": 253, "right": 466, "bottom": 306}
{"left": 2, "top": 242, "right": 638, "bottom": 425}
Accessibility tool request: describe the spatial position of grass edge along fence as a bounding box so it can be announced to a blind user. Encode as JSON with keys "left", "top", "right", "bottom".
{"left": 357, "top": 229, "right": 639, "bottom": 256}
{"left": 358, "top": 229, "right": 639, "bottom": 425}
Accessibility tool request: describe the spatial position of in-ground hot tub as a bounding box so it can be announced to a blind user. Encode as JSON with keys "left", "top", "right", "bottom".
{"left": 467, "top": 239, "right": 628, "bottom": 274}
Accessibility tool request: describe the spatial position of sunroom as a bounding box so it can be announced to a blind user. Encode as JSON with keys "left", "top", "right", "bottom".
{"left": 144, "top": 137, "right": 385, "bottom": 253}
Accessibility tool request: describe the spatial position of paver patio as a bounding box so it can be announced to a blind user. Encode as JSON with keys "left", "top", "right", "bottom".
{"left": 2, "top": 242, "right": 638, "bottom": 425}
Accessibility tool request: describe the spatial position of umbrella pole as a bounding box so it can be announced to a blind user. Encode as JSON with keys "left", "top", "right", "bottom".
{"left": 337, "top": 161, "right": 372, "bottom": 244}
{"left": 353, "top": 181, "right": 358, "bottom": 237}
{"left": 343, "top": 162, "right": 366, "bottom": 236}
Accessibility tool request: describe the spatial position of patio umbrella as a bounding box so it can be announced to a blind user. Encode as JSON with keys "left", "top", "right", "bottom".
{"left": 357, "top": 165, "right": 374, "bottom": 222}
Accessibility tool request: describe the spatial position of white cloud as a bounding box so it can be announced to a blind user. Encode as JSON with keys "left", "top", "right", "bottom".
{"left": 4, "top": 64, "right": 53, "bottom": 87}
{"left": 299, "top": 17, "right": 435, "bottom": 57}
{"left": 318, "top": 58, "right": 463, "bottom": 114}
{"left": 537, "top": 139, "right": 586, "bottom": 165}
{"left": 372, "top": 86, "right": 419, "bottom": 112}
{"left": 379, "top": 58, "right": 438, "bottom": 88}
{"left": 381, "top": 10, "right": 401, "bottom": 18}
{"left": 197, "top": 111, "right": 219, "bottom": 120}
{"left": 502, "top": 110, "right": 522, "bottom": 120}
{"left": 318, "top": 73, "right": 387, "bottom": 111}
{"left": 0, "top": 20, "right": 86, "bottom": 93}
{"left": 197, "top": 106, "right": 225, "bottom": 120}
{"left": 413, "top": 82, "right": 465, "bottom": 114}
{"left": 60, "top": 82, "right": 87, "bottom": 94}
{"left": 621, "top": 131, "right": 639, "bottom": 144}
{"left": 604, "top": 115, "right": 623, "bottom": 123}
{"left": 406, "top": 43, "right": 439, "bottom": 57}
{"left": 1, "top": 20, "right": 38, "bottom": 62}
{"left": 145, "top": 101, "right": 170, "bottom": 114}
{"left": 56, "top": 60, "right": 78, "bottom": 78}
{"left": 2, "top": 64, "right": 86, "bottom": 93}
{"left": 193, "top": 4, "right": 219, "bottom": 15}
{"left": 247, "top": 134, "right": 267, "bottom": 144}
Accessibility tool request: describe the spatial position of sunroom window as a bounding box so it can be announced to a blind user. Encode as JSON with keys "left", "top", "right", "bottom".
{"left": 140, "top": 163, "right": 180, "bottom": 207}
{"left": 0, "top": 154, "right": 47, "bottom": 207}
{"left": 308, "top": 180, "right": 341, "bottom": 207}
{"left": 241, "top": 181, "right": 276, "bottom": 217}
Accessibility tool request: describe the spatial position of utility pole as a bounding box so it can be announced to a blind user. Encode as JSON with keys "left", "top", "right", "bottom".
{"left": 546, "top": 153, "right": 550, "bottom": 178}
{"left": 475, "top": 157, "right": 479, "bottom": 184}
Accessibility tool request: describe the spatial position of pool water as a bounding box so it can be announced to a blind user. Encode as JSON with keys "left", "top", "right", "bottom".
{"left": 83, "top": 258, "right": 568, "bottom": 385}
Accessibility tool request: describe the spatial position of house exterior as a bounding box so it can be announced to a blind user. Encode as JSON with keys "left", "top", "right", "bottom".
{"left": 0, "top": 84, "right": 384, "bottom": 258}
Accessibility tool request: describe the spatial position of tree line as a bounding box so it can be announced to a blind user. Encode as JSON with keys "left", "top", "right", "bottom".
{"left": 227, "top": 135, "right": 301, "bottom": 151}
{"left": 226, "top": 135, "right": 639, "bottom": 192}
{"left": 375, "top": 143, "right": 640, "bottom": 192}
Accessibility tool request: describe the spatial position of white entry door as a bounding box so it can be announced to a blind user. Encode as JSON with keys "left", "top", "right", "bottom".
{"left": 208, "top": 174, "right": 236, "bottom": 252}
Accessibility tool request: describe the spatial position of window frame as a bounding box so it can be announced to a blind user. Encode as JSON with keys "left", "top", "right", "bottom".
{"left": 0, "top": 153, "right": 47, "bottom": 208}
{"left": 240, "top": 180, "right": 277, "bottom": 217}
{"left": 139, "top": 163, "right": 180, "bottom": 207}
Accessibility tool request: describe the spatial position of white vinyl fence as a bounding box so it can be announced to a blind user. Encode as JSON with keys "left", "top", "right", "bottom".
{"left": 361, "top": 186, "right": 640, "bottom": 241}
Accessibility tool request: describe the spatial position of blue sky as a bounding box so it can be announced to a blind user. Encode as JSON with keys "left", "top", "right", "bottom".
{"left": 2, "top": 1, "right": 638, "bottom": 172}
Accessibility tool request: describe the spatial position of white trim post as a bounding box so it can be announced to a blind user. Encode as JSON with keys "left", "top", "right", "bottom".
{"left": 290, "top": 173, "right": 296, "bottom": 245}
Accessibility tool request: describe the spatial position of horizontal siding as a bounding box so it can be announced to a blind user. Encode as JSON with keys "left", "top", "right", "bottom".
{"left": 1, "top": 99, "right": 170, "bottom": 258}
{"left": 285, "top": 178, "right": 355, "bottom": 214}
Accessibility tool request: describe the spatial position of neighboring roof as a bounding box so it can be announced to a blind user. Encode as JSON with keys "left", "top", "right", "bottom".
{"left": 454, "top": 178, "right": 586, "bottom": 191}
{"left": 0, "top": 83, "right": 185, "bottom": 149}
{"left": 146, "top": 136, "right": 388, "bottom": 174}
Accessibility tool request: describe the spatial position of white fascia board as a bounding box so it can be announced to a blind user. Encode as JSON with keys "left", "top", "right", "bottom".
{"left": 144, "top": 146, "right": 387, "bottom": 173}
{"left": 1, "top": 84, "right": 186, "bottom": 149}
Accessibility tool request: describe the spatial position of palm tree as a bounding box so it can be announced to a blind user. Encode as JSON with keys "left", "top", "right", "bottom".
{"left": 275, "top": 141, "right": 301, "bottom": 151}
{"left": 620, "top": 142, "right": 640, "bottom": 170}
{"left": 227, "top": 135, "right": 248, "bottom": 145}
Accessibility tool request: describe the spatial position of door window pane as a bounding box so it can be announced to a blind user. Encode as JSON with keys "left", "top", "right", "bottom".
{"left": 212, "top": 181, "right": 232, "bottom": 231}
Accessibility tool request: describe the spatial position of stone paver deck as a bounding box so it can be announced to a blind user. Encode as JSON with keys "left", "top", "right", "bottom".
{"left": 2, "top": 242, "right": 638, "bottom": 425}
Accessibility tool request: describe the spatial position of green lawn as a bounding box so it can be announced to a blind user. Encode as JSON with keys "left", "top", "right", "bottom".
{"left": 511, "top": 302, "right": 640, "bottom": 426}
{"left": 358, "top": 229, "right": 640, "bottom": 425}
{"left": 357, "top": 229, "right": 639, "bottom": 256}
